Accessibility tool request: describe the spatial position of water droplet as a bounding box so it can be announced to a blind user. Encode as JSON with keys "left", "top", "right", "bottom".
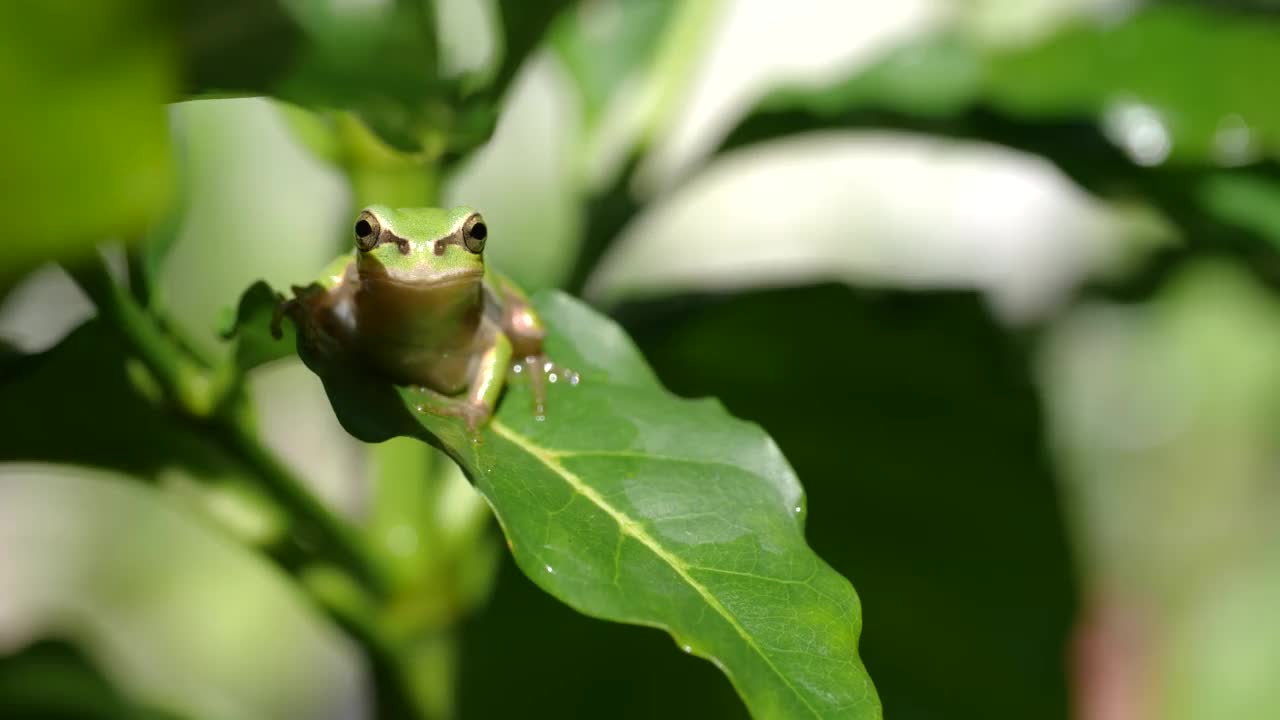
{"left": 512, "top": 363, "right": 523, "bottom": 374}
{"left": 543, "top": 361, "right": 554, "bottom": 373}
{"left": 535, "top": 414, "right": 547, "bottom": 423}
{"left": 681, "top": 644, "right": 693, "bottom": 654}
{"left": 1103, "top": 99, "right": 1171, "bottom": 166}
{"left": 548, "top": 372, "right": 558, "bottom": 384}
{"left": 794, "top": 505, "right": 803, "bottom": 514}
{"left": 569, "top": 373, "right": 581, "bottom": 386}
{"left": 414, "top": 403, "right": 426, "bottom": 413}
{"left": 544, "top": 564, "right": 555, "bottom": 574}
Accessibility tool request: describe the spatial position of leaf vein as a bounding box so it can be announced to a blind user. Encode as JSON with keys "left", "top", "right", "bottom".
{"left": 491, "top": 420, "right": 823, "bottom": 719}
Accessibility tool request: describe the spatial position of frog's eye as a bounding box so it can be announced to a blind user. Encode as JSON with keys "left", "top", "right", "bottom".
{"left": 354, "top": 212, "right": 382, "bottom": 252}
{"left": 462, "top": 215, "right": 488, "bottom": 253}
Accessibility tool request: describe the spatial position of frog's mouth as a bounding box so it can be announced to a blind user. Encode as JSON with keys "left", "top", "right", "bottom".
{"left": 365, "top": 267, "right": 484, "bottom": 290}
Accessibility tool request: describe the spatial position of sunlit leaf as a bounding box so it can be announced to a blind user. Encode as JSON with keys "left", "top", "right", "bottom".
{"left": 230, "top": 285, "right": 881, "bottom": 719}
{"left": 0, "top": 465, "right": 366, "bottom": 720}
{"left": 1198, "top": 173, "right": 1280, "bottom": 251}
{"left": 0, "top": 1, "right": 175, "bottom": 274}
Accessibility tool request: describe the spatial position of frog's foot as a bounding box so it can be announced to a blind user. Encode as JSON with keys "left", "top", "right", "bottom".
{"left": 410, "top": 385, "right": 491, "bottom": 434}
{"left": 276, "top": 284, "right": 343, "bottom": 356}
{"left": 512, "top": 354, "right": 579, "bottom": 420}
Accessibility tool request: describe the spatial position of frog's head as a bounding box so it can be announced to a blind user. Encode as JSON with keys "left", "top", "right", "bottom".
{"left": 352, "top": 205, "right": 487, "bottom": 287}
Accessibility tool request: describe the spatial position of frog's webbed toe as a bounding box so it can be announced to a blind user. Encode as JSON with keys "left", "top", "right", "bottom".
{"left": 410, "top": 384, "right": 491, "bottom": 433}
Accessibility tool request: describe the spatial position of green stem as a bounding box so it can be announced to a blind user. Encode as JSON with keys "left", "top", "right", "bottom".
{"left": 66, "top": 252, "right": 391, "bottom": 598}
{"left": 325, "top": 597, "right": 450, "bottom": 720}
{"left": 212, "top": 411, "right": 390, "bottom": 596}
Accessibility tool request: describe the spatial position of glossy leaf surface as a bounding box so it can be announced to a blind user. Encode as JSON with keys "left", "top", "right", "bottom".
{"left": 758, "top": 6, "right": 1280, "bottom": 165}
{"left": 230, "top": 285, "right": 881, "bottom": 719}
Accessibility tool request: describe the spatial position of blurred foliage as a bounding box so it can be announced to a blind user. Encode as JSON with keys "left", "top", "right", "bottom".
{"left": 0, "top": 2, "right": 174, "bottom": 276}
{"left": 5, "top": 1, "right": 1280, "bottom": 719}
{"left": 0, "top": 640, "right": 185, "bottom": 720}
{"left": 618, "top": 285, "right": 1075, "bottom": 720}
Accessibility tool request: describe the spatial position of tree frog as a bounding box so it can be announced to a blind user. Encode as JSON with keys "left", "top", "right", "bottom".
{"left": 274, "top": 205, "right": 570, "bottom": 428}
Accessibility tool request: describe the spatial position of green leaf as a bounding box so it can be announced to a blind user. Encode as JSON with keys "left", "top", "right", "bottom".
{"left": 615, "top": 284, "right": 1077, "bottom": 720}
{"left": 181, "top": 0, "right": 485, "bottom": 155}
{"left": 0, "top": 639, "right": 187, "bottom": 720}
{"left": 0, "top": 465, "right": 365, "bottom": 720}
{"left": 0, "top": 1, "right": 175, "bottom": 274}
{"left": 139, "top": 108, "right": 195, "bottom": 302}
{"left": 0, "top": 319, "right": 233, "bottom": 481}
{"left": 550, "top": 0, "right": 677, "bottom": 129}
{"left": 494, "top": 0, "right": 576, "bottom": 96}
{"left": 220, "top": 280, "right": 296, "bottom": 374}
{"left": 1198, "top": 173, "right": 1280, "bottom": 251}
{"left": 235, "top": 284, "right": 881, "bottom": 719}
{"left": 757, "top": 7, "right": 1280, "bottom": 165}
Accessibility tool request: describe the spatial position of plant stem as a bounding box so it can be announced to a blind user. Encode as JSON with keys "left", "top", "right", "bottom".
{"left": 212, "top": 411, "right": 390, "bottom": 596}
{"left": 66, "top": 252, "right": 391, "bottom": 598}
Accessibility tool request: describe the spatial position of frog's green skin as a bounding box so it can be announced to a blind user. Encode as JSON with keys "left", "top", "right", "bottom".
{"left": 281, "top": 205, "right": 549, "bottom": 427}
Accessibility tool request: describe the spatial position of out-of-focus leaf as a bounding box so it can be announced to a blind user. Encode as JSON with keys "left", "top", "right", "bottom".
{"left": 0, "top": 465, "right": 367, "bottom": 720}
{"left": 139, "top": 109, "right": 195, "bottom": 304}
{"left": 233, "top": 284, "right": 881, "bottom": 719}
{"left": 180, "top": 0, "right": 569, "bottom": 156}
{"left": 584, "top": 135, "right": 1123, "bottom": 319}
{"left": 0, "top": 639, "right": 186, "bottom": 720}
{"left": 0, "top": 320, "right": 232, "bottom": 481}
{"left": 550, "top": 0, "right": 677, "bottom": 128}
{"left": 984, "top": 7, "right": 1280, "bottom": 164}
{"left": 659, "top": 9, "right": 1280, "bottom": 304}
{"left": 1198, "top": 173, "right": 1280, "bottom": 251}
{"left": 1041, "top": 261, "right": 1280, "bottom": 720}
{"left": 181, "top": 0, "right": 492, "bottom": 155}
{"left": 179, "top": 0, "right": 302, "bottom": 97}
{"left": 615, "top": 284, "right": 1078, "bottom": 720}
{"left": 0, "top": 2, "right": 175, "bottom": 274}
{"left": 759, "top": 7, "right": 1280, "bottom": 165}
{"left": 494, "top": 0, "right": 576, "bottom": 96}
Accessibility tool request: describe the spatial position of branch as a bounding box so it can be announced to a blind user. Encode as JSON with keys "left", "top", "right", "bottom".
{"left": 67, "top": 252, "right": 391, "bottom": 598}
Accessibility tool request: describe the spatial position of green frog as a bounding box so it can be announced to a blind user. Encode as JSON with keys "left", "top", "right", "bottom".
{"left": 274, "top": 205, "right": 570, "bottom": 428}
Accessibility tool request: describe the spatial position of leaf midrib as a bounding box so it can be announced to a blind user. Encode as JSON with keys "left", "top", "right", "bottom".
{"left": 489, "top": 419, "right": 823, "bottom": 719}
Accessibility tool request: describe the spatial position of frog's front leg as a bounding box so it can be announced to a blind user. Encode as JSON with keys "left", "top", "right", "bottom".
{"left": 415, "top": 332, "right": 513, "bottom": 431}
{"left": 272, "top": 283, "right": 348, "bottom": 360}
{"left": 469, "top": 332, "right": 513, "bottom": 416}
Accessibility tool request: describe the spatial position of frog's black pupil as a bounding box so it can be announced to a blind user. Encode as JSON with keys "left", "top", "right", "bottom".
{"left": 471, "top": 222, "right": 488, "bottom": 240}
{"left": 355, "top": 220, "right": 372, "bottom": 237}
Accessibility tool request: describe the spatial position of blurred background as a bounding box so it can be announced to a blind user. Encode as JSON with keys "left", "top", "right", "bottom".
{"left": 3, "top": 0, "right": 1280, "bottom": 718}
